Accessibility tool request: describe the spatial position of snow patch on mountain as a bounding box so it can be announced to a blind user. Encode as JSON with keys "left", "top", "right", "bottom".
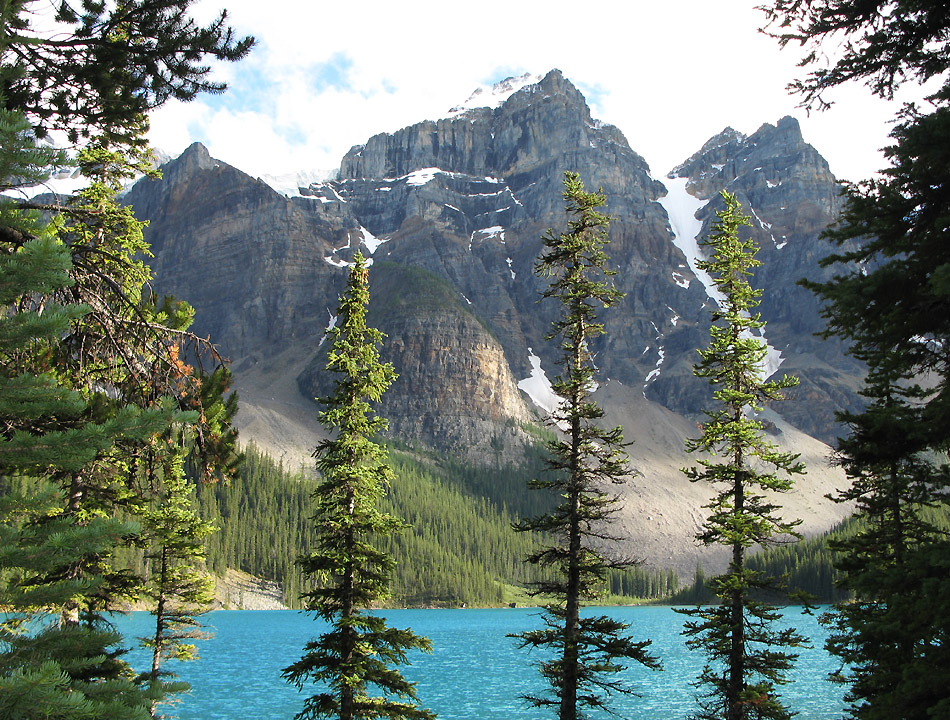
{"left": 324, "top": 231, "right": 377, "bottom": 268}
{"left": 471, "top": 226, "right": 505, "bottom": 245}
{"left": 657, "top": 176, "right": 722, "bottom": 305}
{"left": 658, "top": 176, "right": 784, "bottom": 380}
{"left": 447, "top": 73, "right": 544, "bottom": 115}
{"left": 317, "top": 310, "right": 338, "bottom": 348}
{"left": 358, "top": 226, "right": 387, "bottom": 254}
{"left": 671, "top": 270, "right": 690, "bottom": 288}
{"left": 404, "top": 168, "right": 441, "bottom": 186}
{"left": 262, "top": 169, "right": 333, "bottom": 197}
{"left": 644, "top": 347, "right": 666, "bottom": 384}
{"left": 518, "top": 348, "right": 560, "bottom": 414}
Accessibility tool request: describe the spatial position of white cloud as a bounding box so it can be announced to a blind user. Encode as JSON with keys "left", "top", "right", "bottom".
{"left": 149, "top": 0, "right": 929, "bottom": 182}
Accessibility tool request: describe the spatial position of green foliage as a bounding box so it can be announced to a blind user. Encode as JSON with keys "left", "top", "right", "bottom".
{"left": 760, "top": 0, "right": 950, "bottom": 111}
{"left": 1, "top": 2, "right": 248, "bottom": 716}
{"left": 379, "top": 452, "right": 544, "bottom": 607}
{"left": 0, "top": 122, "right": 173, "bottom": 718}
{"left": 606, "top": 566, "right": 679, "bottom": 602}
{"left": 0, "top": 106, "right": 68, "bottom": 196}
{"left": 679, "top": 191, "right": 807, "bottom": 720}
{"left": 671, "top": 565, "right": 719, "bottom": 607}
{"left": 761, "top": 5, "right": 950, "bottom": 716}
{"left": 139, "top": 450, "right": 215, "bottom": 700}
{"left": 2, "top": 0, "right": 254, "bottom": 147}
{"left": 673, "top": 517, "right": 867, "bottom": 606}
{"left": 802, "top": 101, "right": 950, "bottom": 720}
{"left": 198, "top": 443, "right": 602, "bottom": 610}
{"left": 283, "top": 254, "right": 434, "bottom": 720}
{"left": 196, "top": 446, "right": 314, "bottom": 600}
{"left": 512, "top": 172, "right": 660, "bottom": 720}
{"left": 0, "top": 233, "right": 163, "bottom": 718}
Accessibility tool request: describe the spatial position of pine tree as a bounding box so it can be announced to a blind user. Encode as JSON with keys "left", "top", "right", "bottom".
{"left": 283, "top": 253, "right": 435, "bottom": 720}
{"left": 139, "top": 450, "right": 215, "bottom": 694}
{"left": 1, "top": 1, "right": 248, "bottom": 714}
{"left": 679, "top": 191, "right": 807, "bottom": 720}
{"left": 512, "top": 172, "right": 660, "bottom": 720}
{"left": 761, "top": 4, "right": 950, "bottom": 716}
{"left": 0, "top": 179, "right": 169, "bottom": 720}
{"left": 801, "top": 102, "right": 950, "bottom": 720}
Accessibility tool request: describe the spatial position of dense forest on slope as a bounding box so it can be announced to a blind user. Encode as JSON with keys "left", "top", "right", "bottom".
{"left": 196, "top": 444, "right": 679, "bottom": 607}
{"left": 672, "top": 505, "right": 950, "bottom": 605}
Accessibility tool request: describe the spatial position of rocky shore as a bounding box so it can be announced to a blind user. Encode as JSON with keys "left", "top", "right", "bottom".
{"left": 213, "top": 568, "right": 286, "bottom": 610}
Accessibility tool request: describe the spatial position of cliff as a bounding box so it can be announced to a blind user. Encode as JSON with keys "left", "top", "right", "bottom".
{"left": 124, "top": 70, "right": 861, "bottom": 573}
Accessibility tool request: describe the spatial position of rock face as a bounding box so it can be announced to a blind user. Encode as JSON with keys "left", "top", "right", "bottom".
{"left": 668, "top": 116, "right": 864, "bottom": 441}
{"left": 296, "top": 262, "right": 532, "bottom": 455}
{"left": 126, "top": 68, "right": 861, "bottom": 458}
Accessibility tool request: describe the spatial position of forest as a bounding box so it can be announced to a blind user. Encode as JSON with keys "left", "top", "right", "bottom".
{"left": 2, "top": 1, "right": 950, "bottom": 720}
{"left": 195, "top": 443, "right": 681, "bottom": 608}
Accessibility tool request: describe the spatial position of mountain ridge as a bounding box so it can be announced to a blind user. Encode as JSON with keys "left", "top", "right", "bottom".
{"left": 125, "top": 69, "right": 859, "bottom": 575}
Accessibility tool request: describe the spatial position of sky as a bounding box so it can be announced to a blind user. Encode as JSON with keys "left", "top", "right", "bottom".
{"left": 147, "top": 0, "right": 931, "bottom": 186}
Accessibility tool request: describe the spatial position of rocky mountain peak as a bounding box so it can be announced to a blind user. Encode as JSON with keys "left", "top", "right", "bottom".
{"left": 336, "top": 68, "right": 600, "bottom": 184}
{"left": 447, "top": 71, "right": 545, "bottom": 115}
{"left": 128, "top": 77, "right": 860, "bottom": 453}
{"left": 671, "top": 116, "right": 832, "bottom": 198}
{"left": 662, "top": 116, "right": 858, "bottom": 442}
{"left": 175, "top": 141, "right": 217, "bottom": 173}
{"left": 125, "top": 71, "right": 863, "bottom": 573}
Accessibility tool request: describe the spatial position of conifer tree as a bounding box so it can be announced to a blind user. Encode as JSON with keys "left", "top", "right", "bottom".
{"left": 761, "top": 4, "right": 950, "bottom": 716}
{"left": 0, "top": 174, "right": 169, "bottom": 720}
{"left": 801, "top": 100, "right": 950, "bottom": 720}
{"left": 283, "top": 252, "right": 435, "bottom": 720}
{"left": 1, "top": 0, "right": 248, "bottom": 714}
{"left": 679, "top": 191, "right": 806, "bottom": 720}
{"left": 139, "top": 449, "right": 216, "bottom": 701}
{"left": 512, "top": 172, "right": 660, "bottom": 720}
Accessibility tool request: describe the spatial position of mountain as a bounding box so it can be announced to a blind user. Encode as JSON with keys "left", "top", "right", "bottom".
{"left": 667, "top": 117, "right": 864, "bottom": 441}
{"left": 125, "top": 69, "right": 859, "bottom": 576}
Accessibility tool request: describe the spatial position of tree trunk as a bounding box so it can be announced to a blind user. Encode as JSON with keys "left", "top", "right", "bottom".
{"left": 340, "top": 483, "right": 357, "bottom": 720}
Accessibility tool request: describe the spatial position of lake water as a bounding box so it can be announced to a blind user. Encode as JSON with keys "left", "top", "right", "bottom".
{"left": 114, "top": 606, "right": 845, "bottom": 720}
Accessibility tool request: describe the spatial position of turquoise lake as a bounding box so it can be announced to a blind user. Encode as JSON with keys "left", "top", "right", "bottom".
{"left": 113, "top": 606, "right": 845, "bottom": 719}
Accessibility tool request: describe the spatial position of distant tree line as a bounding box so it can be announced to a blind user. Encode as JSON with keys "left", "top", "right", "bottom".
{"left": 673, "top": 504, "right": 950, "bottom": 606}
{"left": 195, "top": 442, "right": 682, "bottom": 609}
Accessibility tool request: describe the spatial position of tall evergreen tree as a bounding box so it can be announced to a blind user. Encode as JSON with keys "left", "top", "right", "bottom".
{"left": 761, "top": 3, "right": 950, "bottom": 717}
{"left": 1, "top": 1, "right": 249, "bottom": 715}
{"left": 802, "top": 98, "right": 950, "bottom": 720}
{"left": 0, "top": 185, "right": 170, "bottom": 720}
{"left": 139, "top": 449, "right": 216, "bottom": 705}
{"left": 679, "top": 191, "right": 806, "bottom": 720}
{"left": 512, "top": 172, "right": 660, "bottom": 720}
{"left": 283, "top": 253, "right": 435, "bottom": 720}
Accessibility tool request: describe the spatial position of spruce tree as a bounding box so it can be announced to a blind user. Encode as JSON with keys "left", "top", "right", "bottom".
{"left": 1, "top": 1, "right": 248, "bottom": 714}
{"left": 679, "top": 191, "right": 806, "bottom": 720}
{"left": 512, "top": 172, "right": 660, "bottom": 720}
{"left": 801, "top": 103, "right": 950, "bottom": 720}
{"left": 761, "top": 4, "right": 950, "bottom": 716}
{"left": 0, "top": 194, "right": 168, "bottom": 720}
{"left": 283, "top": 253, "right": 434, "bottom": 720}
{"left": 139, "top": 450, "right": 216, "bottom": 702}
